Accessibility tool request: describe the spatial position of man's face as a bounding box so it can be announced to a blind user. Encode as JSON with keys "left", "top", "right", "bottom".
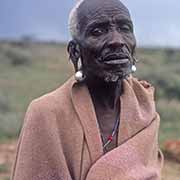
{"left": 76, "top": 0, "right": 136, "bottom": 82}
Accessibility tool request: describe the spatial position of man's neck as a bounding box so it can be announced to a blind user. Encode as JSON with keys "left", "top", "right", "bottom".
{"left": 86, "top": 76, "right": 123, "bottom": 109}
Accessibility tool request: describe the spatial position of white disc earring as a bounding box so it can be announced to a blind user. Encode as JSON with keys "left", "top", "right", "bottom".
{"left": 75, "top": 70, "right": 85, "bottom": 82}
{"left": 131, "top": 65, "right": 137, "bottom": 73}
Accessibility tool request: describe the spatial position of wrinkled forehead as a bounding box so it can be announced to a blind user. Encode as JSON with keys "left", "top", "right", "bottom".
{"left": 77, "top": 0, "right": 131, "bottom": 31}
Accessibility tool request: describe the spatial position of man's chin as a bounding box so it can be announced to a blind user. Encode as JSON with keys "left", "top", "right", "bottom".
{"left": 103, "top": 68, "right": 131, "bottom": 82}
{"left": 85, "top": 67, "right": 131, "bottom": 83}
{"left": 103, "top": 72, "right": 124, "bottom": 83}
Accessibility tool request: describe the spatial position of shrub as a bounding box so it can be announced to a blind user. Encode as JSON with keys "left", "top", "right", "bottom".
{"left": 0, "top": 94, "right": 11, "bottom": 113}
{"left": 0, "top": 113, "right": 22, "bottom": 140}
{"left": 0, "top": 164, "right": 9, "bottom": 173}
{"left": 5, "top": 48, "right": 31, "bottom": 66}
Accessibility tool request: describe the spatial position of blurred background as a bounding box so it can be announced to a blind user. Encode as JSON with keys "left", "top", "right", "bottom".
{"left": 0, "top": 0, "right": 180, "bottom": 179}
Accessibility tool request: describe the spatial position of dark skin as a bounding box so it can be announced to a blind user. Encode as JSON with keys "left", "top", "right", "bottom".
{"left": 68, "top": 0, "right": 136, "bottom": 153}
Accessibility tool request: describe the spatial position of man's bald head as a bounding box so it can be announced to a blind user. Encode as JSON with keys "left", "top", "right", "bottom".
{"left": 69, "top": 0, "right": 132, "bottom": 40}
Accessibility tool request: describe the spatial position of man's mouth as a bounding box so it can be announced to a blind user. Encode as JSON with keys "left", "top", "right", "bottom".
{"left": 102, "top": 53, "right": 130, "bottom": 65}
{"left": 104, "top": 58, "right": 129, "bottom": 65}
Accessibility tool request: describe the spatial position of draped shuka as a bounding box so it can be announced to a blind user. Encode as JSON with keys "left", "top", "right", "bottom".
{"left": 11, "top": 76, "right": 164, "bottom": 180}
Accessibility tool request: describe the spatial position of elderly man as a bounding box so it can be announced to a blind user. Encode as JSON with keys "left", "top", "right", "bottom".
{"left": 12, "top": 0, "right": 164, "bottom": 179}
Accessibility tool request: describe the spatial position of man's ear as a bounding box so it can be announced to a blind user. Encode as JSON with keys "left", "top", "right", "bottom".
{"left": 67, "top": 40, "right": 81, "bottom": 72}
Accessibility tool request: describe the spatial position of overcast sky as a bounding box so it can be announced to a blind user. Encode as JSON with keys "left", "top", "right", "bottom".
{"left": 0, "top": 0, "right": 180, "bottom": 47}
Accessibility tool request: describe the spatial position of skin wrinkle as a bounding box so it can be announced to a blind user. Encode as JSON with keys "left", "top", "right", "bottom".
{"left": 76, "top": 0, "right": 130, "bottom": 33}
{"left": 68, "top": 0, "right": 136, "bottom": 153}
{"left": 84, "top": 17, "right": 133, "bottom": 39}
{"left": 77, "top": 0, "right": 130, "bottom": 18}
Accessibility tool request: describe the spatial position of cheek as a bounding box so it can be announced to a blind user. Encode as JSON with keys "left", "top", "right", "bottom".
{"left": 124, "top": 34, "right": 136, "bottom": 51}
{"left": 79, "top": 43, "right": 97, "bottom": 66}
{"left": 81, "top": 36, "right": 106, "bottom": 52}
{"left": 80, "top": 40, "right": 103, "bottom": 67}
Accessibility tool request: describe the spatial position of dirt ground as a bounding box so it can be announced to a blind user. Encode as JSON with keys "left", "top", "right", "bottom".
{"left": 0, "top": 141, "right": 180, "bottom": 180}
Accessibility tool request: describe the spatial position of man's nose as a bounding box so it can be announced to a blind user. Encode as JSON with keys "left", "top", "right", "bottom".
{"left": 108, "top": 30, "right": 125, "bottom": 48}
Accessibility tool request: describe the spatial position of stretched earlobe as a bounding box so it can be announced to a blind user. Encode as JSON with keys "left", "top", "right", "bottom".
{"left": 67, "top": 40, "right": 86, "bottom": 82}
{"left": 67, "top": 40, "right": 81, "bottom": 72}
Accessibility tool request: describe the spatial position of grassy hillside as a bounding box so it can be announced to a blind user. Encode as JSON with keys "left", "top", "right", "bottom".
{"left": 0, "top": 41, "right": 180, "bottom": 144}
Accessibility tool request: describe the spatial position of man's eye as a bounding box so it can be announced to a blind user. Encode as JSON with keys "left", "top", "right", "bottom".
{"left": 118, "top": 24, "right": 131, "bottom": 32}
{"left": 91, "top": 28, "right": 106, "bottom": 36}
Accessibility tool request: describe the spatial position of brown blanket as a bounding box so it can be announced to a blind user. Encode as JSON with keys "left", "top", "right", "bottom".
{"left": 11, "top": 76, "right": 164, "bottom": 180}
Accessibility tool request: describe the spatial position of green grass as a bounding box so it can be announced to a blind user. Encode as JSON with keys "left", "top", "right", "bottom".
{"left": 0, "top": 164, "right": 8, "bottom": 174}
{"left": 0, "top": 41, "right": 180, "bottom": 144}
{"left": 2, "top": 177, "right": 10, "bottom": 180}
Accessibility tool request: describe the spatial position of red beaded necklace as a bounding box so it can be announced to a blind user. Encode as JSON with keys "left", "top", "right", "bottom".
{"left": 100, "top": 111, "right": 120, "bottom": 151}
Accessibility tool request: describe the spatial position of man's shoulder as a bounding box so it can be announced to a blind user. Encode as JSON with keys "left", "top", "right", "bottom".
{"left": 128, "top": 76, "right": 154, "bottom": 91}
{"left": 126, "top": 76, "right": 155, "bottom": 100}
